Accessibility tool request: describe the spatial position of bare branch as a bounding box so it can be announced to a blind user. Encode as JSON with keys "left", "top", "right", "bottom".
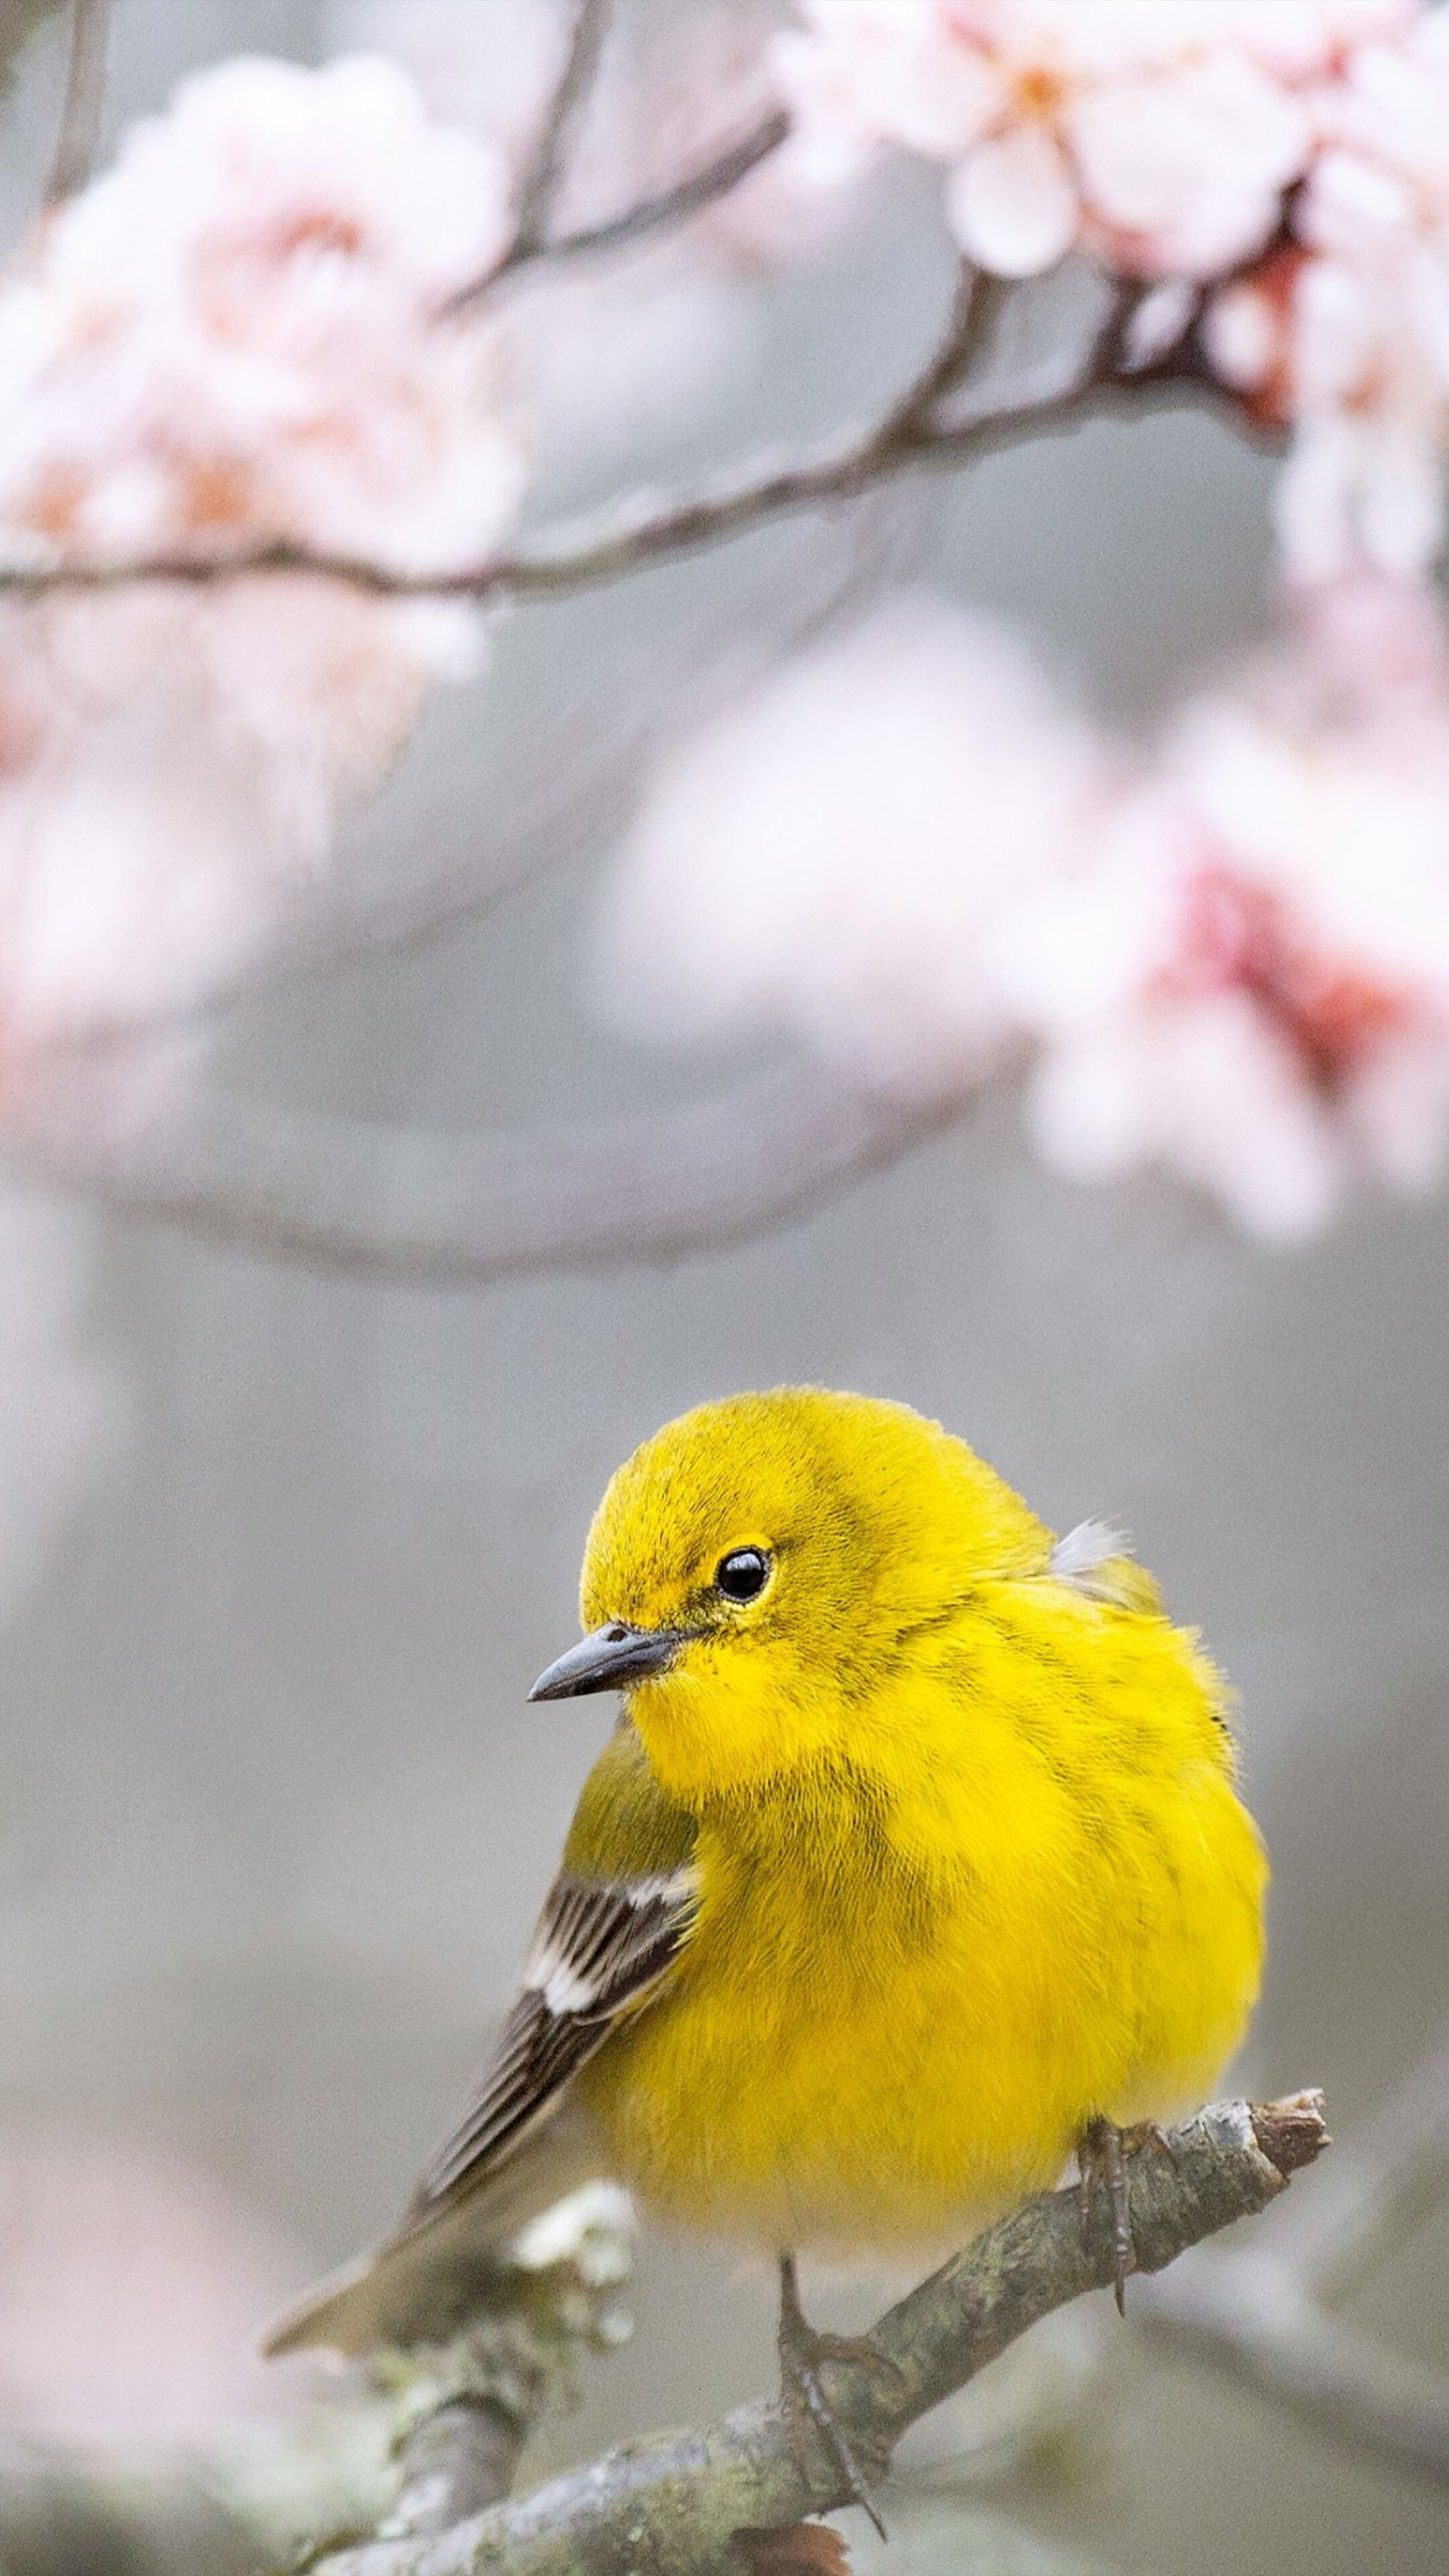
{"left": 389, "top": 2400, "right": 524, "bottom": 2539}
{"left": 7, "top": 1060, "right": 963, "bottom": 1285}
{"left": 1140, "top": 2248, "right": 1449, "bottom": 2491}
{"left": 305, "top": 2095, "right": 1325, "bottom": 2576}
{"left": 0, "top": 284, "right": 1218, "bottom": 612}
{"left": 504, "top": 0, "right": 613, "bottom": 268}
{"left": 42, "top": 0, "right": 107, "bottom": 207}
{"left": 500, "top": 107, "right": 792, "bottom": 291}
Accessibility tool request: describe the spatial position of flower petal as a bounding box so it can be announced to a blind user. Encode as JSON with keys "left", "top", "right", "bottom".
{"left": 947, "top": 128, "right": 1079, "bottom": 278}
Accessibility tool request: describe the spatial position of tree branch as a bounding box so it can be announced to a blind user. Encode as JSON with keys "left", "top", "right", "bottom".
{"left": 501, "top": 0, "right": 613, "bottom": 271}
{"left": 42, "top": 0, "right": 107, "bottom": 207}
{"left": 7, "top": 1060, "right": 963, "bottom": 1285}
{"left": 305, "top": 2096, "right": 1326, "bottom": 2576}
{"left": 449, "top": 107, "right": 792, "bottom": 311}
{"left": 388, "top": 2400, "right": 525, "bottom": 2539}
{"left": 0, "top": 279, "right": 1213, "bottom": 610}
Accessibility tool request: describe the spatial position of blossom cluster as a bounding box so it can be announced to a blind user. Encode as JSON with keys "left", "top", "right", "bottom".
{"left": 780, "top": 0, "right": 1449, "bottom": 583}
{"left": 1208, "top": 7, "right": 1449, "bottom": 580}
{"left": 0, "top": 51, "right": 523, "bottom": 573}
{"left": 0, "top": 53, "right": 522, "bottom": 1080}
{"left": 604, "top": 584, "right": 1449, "bottom": 1239}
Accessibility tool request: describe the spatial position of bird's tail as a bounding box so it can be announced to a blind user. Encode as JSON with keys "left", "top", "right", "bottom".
{"left": 262, "top": 2106, "right": 604, "bottom": 2358}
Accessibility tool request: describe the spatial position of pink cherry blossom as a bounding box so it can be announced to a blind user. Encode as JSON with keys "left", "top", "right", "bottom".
{"left": 0, "top": 54, "right": 527, "bottom": 574}
{"left": 1008, "top": 583, "right": 1449, "bottom": 1234}
{"left": 1207, "top": 7, "right": 1449, "bottom": 580}
{"left": 777, "top": 0, "right": 1409, "bottom": 282}
{"left": 609, "top": 580, "right": 1449, "bottom": 1239}
{"left": 598, "top": 593, "right": 1112, "bottom": 1095}
{"left": 0, "top": 580, "right": 478, "bottom": 1085}
{"left": 0, "top": 54, "right": 515, "bottom": 1086}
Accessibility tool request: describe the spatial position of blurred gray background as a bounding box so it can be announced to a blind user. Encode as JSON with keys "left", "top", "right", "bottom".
{"left": 1, "top": 5, "right": 1447, "bottom": 2571}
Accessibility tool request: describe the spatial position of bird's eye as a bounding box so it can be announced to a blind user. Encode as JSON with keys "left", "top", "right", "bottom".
{"left": 715, "top": 1547, "right": 770, "bottom": 1602}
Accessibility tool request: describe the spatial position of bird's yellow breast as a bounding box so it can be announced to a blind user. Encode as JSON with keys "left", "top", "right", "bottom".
{"left": 578, "top": 1578, "right": 1267, "bottom": 2254}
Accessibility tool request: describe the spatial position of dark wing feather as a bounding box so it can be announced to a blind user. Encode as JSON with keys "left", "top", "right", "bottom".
{"left": 407, "top": 1864, "right": 700, "bottom": 2217}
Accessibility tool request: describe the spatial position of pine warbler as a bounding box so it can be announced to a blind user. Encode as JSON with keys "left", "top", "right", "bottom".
{"left": 268, "top": 1389, "right": 1267, "bottom": 2485}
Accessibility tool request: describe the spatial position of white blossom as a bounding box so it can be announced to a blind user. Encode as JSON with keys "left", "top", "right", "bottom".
{"left": 777, "top": 0, "right": 1407, "bottom": 282}
{"left": 599, "top": 594, "right": 1111, "bottom": 1095}
{"left": 1008, "top": 585, "right": 1449, "bottom": 1234}
{"left": 0, "top": 581, "right": 478, "bottom": 1077}
{"left": 0, "top": 53, "right": 527, "bottom": 574}
{"left": 608, "top": 582, "right": 1449, "bottom": 1239}
{"left": 0, "top": 54, "right": 517, "bottom": 1078}
{"left": 1207, "top": 7, "right": 1449, "bottom": 580}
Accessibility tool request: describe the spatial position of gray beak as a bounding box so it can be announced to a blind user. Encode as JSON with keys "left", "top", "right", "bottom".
{"left": 528, "top": 1621, "right": 689, "bottom": 1701}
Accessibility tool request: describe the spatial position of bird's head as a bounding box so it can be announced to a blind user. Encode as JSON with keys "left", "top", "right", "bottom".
{"left": 529, "top": 1387, "right": 1051, "bottom": 1803}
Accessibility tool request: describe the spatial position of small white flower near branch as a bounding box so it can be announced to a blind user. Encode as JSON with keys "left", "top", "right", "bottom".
{"left": 775, "top": 0, "right": 1410, "bottom": 283}
{"left": 1207, "top": 7, "right": 1449, "bottom": 579}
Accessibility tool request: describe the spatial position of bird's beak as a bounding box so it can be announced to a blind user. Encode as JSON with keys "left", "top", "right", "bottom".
{"left": 528, "top": 1621, "right": 690, "bottom": 1701}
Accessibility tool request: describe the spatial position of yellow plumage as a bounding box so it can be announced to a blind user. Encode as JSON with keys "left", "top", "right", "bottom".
{"left": 266, "top": 1386, "right": 1266, "bottom": 2356}
{"left": 570, "top": 1389, "right": 1265, "bottom": 2252}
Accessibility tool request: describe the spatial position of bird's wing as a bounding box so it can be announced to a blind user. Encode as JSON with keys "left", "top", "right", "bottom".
{"left": 261, "top": 1856, "right": 699, "bottom": 2358}
{"left": 406, "top": 1859, "right": 700, "bottom": 2218}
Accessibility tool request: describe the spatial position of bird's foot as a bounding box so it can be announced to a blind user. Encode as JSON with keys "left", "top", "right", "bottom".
{"left": 777, "top": 2255, "right": 890, "bottom": 2540}
{"left": 1076, "top": 2117, "right": 1176, "bottom": 2312}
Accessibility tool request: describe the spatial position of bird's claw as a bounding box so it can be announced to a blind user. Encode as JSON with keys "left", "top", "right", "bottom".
{"left": 777, "top": 2257, "right": 889, "bottom": 2540}
{"left": 1077, "top": 2116, "right": 1175, "bottom": 2312}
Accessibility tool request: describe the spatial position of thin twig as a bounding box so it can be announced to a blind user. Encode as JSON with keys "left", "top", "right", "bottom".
{"left": 500, "top": 0, "right": 613, "bottom": 273}
{"left": 1140, "top": 2247, "right": 1449, "bottom": 2490}
{"left": 306, "top": 2097, "right": 1325, "bottom": 2576}
{"left": 42, "top": 0, "right": 108, "bottom": 206}
{"left": 0, "top": 318, "right": 1213, "bottom": 612}
{"left": 476, "top": 105, "right": 791, "bottom": 299}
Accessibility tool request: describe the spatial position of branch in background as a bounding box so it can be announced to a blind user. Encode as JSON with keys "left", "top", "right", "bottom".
{"left": 0, "top": 273, "right": 1215, "bottom": 612}
{"left": 307, "top": 2096, "right": 1325, "bottom": 2576}
{"left": 1139, "top": 2249, "right": 1449, "bottom": 2491}
{"left": 0, "top": 276, "right": 1230, "bottom": 1288}
{"left": 498, "top": 0, "right": 613, "bottom": 272}
{"left": 7, "top": 1060, "right": 963, "bottom": 1285}
{"left": 1136, "top": 2031, "right": 1449, "bottom": 2493}
{"left": 480, "top": 105, "right": 793, "bottom": 294}
{"left": 42, "top": 0, "right": 107, "bottom": 206}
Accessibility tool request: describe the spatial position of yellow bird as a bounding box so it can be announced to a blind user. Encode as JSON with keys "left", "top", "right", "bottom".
{"left": 268, "top": 1389, "right": 1266, "bottom": 2508}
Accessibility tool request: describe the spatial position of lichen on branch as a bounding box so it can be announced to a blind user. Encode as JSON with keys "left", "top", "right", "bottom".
{"left": 309, "top": 2093, "right": 1327, "bottom": 2576}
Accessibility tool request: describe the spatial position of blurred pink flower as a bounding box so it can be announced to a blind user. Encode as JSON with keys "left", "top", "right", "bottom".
{"left": 1008, "top": 584, "right": 1449, "bottom": 1234}
{"left": 777, "top": 0, "right": 1407, "bottom": 281}
{"left": 599, "top": 594, "right": 1112, "bottom": 1094}
{"left": 1208, "top": 8, "right": 1449, "bottom": 579}
{"left": 0, "top": 54, "right": 513, "bottom": 1082}
{"left": 608, "top": 579, "right": 1449, "bottom": 1239}
{"left": 0, "top": 580, "right": 478, "bottom": 1079}
{"left": 324, "top": 3, "right": 863, "bottom": 484}
{"left": 0, "top": 53, "right": 527, "bottom": 574}
{"left": 0, "top": 2128, "right": 304, "bottom": 2445}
